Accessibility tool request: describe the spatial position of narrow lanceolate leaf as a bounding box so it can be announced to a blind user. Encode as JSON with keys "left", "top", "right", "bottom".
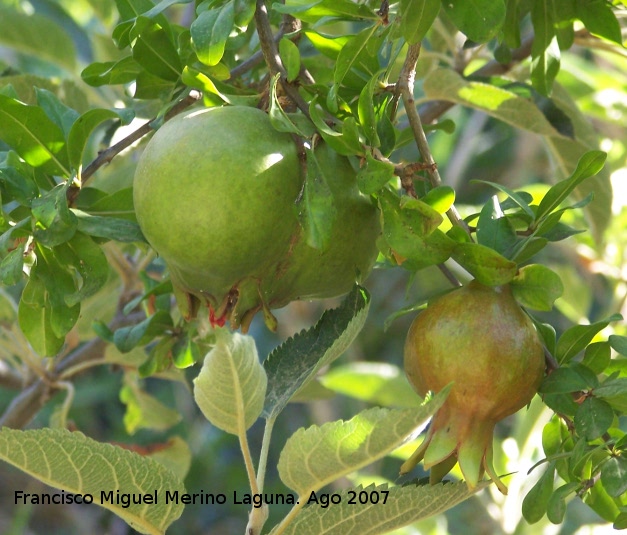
{"left": 398, "top": 0, "right": 440, "bottom": 44}
{"left": 0, "top": 428, "right": 185, "bottom": 535}
{"left": 534, "top": 150, "right": 606, "bottom": 224}
{"left": 269, "top": 481, "right": 488, "bottom": 535}
{"left": 263, "top": 285, "right": 370, "bottom": 420}
{"left": 530, "top": 0, "right": 560, "bottom": 96}
{"left": 194, "top": 331, "right": 267, "bottom": 434}
{"left": 277, "top": 388, "right": 449, "bottom": 496}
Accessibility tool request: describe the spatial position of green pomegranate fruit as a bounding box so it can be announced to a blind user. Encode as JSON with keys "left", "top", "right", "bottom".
{"left": 133, "top": 105, "right": 380, "bottom": 330}
{"left": 401, "top": 280, "right": 545, "bottom": 494}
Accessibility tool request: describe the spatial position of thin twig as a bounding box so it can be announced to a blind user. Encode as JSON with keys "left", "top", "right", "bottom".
{"left": 397, "top": 43, "right": 468, "bottom": 233}
{"left": 254, "top": 0, "right": 310, "bottom": 117}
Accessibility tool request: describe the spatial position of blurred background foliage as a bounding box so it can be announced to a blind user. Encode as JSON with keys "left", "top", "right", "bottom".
{"left": 0, "top": 0, "right": 625, "bottom": 534}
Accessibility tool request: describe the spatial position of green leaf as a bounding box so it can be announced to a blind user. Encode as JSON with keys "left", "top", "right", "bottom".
{"left": 132, "top": 23, "right": 182, "bottom": 81}
{"left": 113, "top": 310, "right": 174, "bottom": 353}
{"left": 0, "top": 428, "right": 185, "bottom": 535}
{"left": 539, "top": 367, "right": 591, "bottom": 394}
{"left": 609, "top": 335, "right": 627, "bottom": 356}
{"left": 0, "top": 6, "right": 77, "bottom": 71}
{"left": 600, "top": 455, "right": 627, "bottom": 498}
{"left": 18, "top": 278, "right": 65, "bottom": 356}
{"left": 297, "top": 148, "right": 337, "bottom": 250}
{"left": 55, "top": 232, "right": 110, "bottom": 307}
{"left": 472, "top": 180, "right": 535, "bottom": 218}
{"left": 581, "top": 342, "right": 611, "bottom": 374}
{"left": 398, "top": 0, "right": 440, "bottom": 44}
{"left": 575, "top": 0, "right": 622, "bottom": 45}
{"left": 555, "top": 314, "right": 621, "bottom": 363}
{"left": 530, "top": 0, "right": 560, "bottom": 96}
{"left": 547, "top": 483, "right": 579, "bottom": 524}
{"left": 278, "top": 388, "right": 448, "bottom": 496}
{"left": 31, "top": 183, "right": 78, "bottom": 247}
{"left": 321, "top": 362, "right": 421, "bottom": 408}
{"left": 574, "top": 397, "right": 614, "bottom": 440}
{"left": 357, "top": 153, "right": 396, "bottom": 195}
{"left": 273, "top": 0, "right": 379, "bottom": 24}
{"left": 522, "top": 463, "right": 555, "bottom": 523}
{"left": 269, "top": 480, "right": 487, "bottom": 535}
{"left": 191, "top": 2, "right": 235, "bottom": 67}
{"left": 279, "top": 38, "right": 301, "bottom": 82}
{"left": 193, "top": 330, "right": 267, "bottom": 434}
{"left": 358, "top": 74, "right": 381, "bottom": 146}
{"left": 35, "top": 88, "right": 80, "bottom": 138}
{"left": 309, "top": 100, "right": 362, "bottom": 156}
{"left": 476, "top": 198, "right": 518, "bottom": 258}
{"left": 0, "top": 246, "right": 25, "bottom": 286}
{"left": 441, "top": 0, "right": 506, "bottom": 43}
{"left": 334, "top": 25, "right": 380, "bottom": 86}
{"left": 263, "top": 285, "right": 370, "bottom": 420}
{"left": 81, "top": 57, "right": 143, "bottom": 87}
{"left": 73, "top": 210, "right": 147, "bottom": 243}
{"left": 379, "top": 189, "right": 455, "bottom": 270}
{"left": 535, "top": 150, "right": 606, "bottom": 224}
{"left": 422, "top": 186, "right": 455, "bottom": 214}
{"left": 120, "top": 374, "right": 182, "bottom": 434}
{"left": 451, "top": 242, "right": 517, "bottom": 286}
{"left": 269, "top": 75, "right": 310, "bottom": 137}
{"left": 510, "top": 264, "right": 564, "bottom": 311}
{"left": 0, "top": 95, "right": 70, "bottom": 176}
{"left": 68, "top": 109, "right": 131, "bottom": 171}
{"left": 422, "top": 69, "right": 560, "bottom": 137}
{"left": 0, "top": 161, "right": 39, "bottom": 206}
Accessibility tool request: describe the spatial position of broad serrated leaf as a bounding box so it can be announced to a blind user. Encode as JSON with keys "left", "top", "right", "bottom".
{"left": 194, "top": 330, "right": 267, "bottom": 434}
{"left": 263, "top": 285, "right": 370, "bottom": 419}
{"left": 451, "top": 242, "right": 517, "bottom": 286}
{"left": 398, "top": 0, "right": 440, "bottom": 44}
{"left": 269, "top": 480, "right": 487, "bottom": 535}
{"left": 442, "top": 0, "right": 505, "bottom": 43}
{"left": 0, "top": 94, "right": 70, "bottom": 176}
{"left": 510, "top": 264, "right": 564, "bottom": 311}
{"left": 0, "top": 428, "right": 185, "bottom": 535}
{"left": 278, "top": 388, "right": 448, "bottom": 496}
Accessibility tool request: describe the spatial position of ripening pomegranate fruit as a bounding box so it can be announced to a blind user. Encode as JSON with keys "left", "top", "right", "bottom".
{"left": 401, "top": 280, "right": 545, "bottom": 494}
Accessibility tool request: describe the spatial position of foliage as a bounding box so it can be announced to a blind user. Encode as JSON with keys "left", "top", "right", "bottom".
{"left": 0, "top": 0, "right": 626, "bottom": 534}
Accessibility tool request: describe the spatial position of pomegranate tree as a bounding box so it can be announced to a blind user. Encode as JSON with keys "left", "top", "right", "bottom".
{"left": 402, "top": 280, "right": 546, "bottom": 494}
